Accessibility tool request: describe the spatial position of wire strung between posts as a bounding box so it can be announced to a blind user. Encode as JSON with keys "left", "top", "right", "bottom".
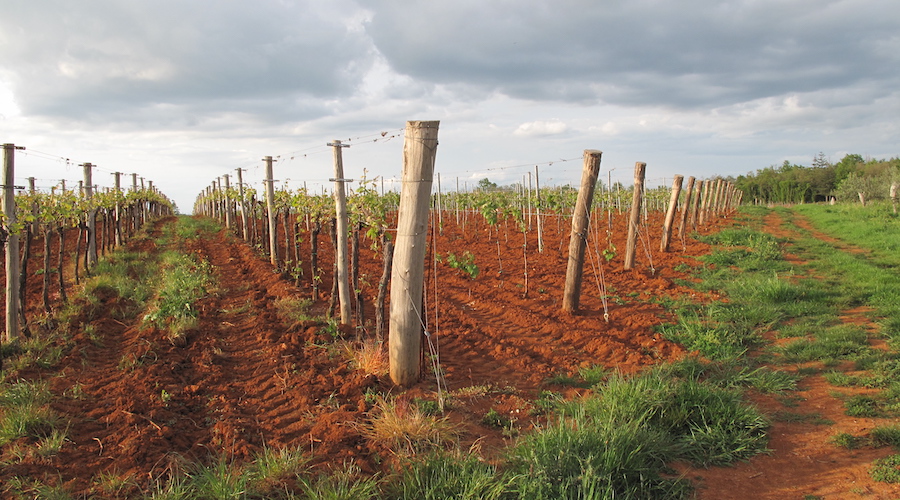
{"left": 635, "top": 220, "right": 657, "bottom": 274}
{"left": 586, "top": 212, "right": 611, "bottom": 322}
{"left": 404, "top": 286, "right": 447, "bottom": 411}
{"left": 429, "top": 209, "right": 444, "bottom": 404}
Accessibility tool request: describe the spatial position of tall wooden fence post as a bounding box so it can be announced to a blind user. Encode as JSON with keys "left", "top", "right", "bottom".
{"left": 263, "top": 156, "right": 278, "bottom": 268}
{"left": 623, "top": 162, "right": 646, "bottom": 271}
{"left": 83, "top": 163, "right": 97, "bottom": 267}
{"left": 223, "top": 174, "right": 232, "bottom": 230}
{"left": 236, "top": 168, "right": 248, "bottom": 240}
{"left": 3, "top": 143, "right": 21, "bottom": 344}
{"left": 660, "top": 175, "right": 684, "bottom": 252}
{"left": 113, "top": 172, "right": 123, "bottom": 247}
{"left": 389, "top": 120, "right": 439, "bottom": 386}
{"left": 562, "top": 150, "right": 602, "bottom": 313}
{"left": 328, "top": 140, "right": 353, "bottom": 326}
{"left": 678, "top": 176, "right": 695, "bottom": 240}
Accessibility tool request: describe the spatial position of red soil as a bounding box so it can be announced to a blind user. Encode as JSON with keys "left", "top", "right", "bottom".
{"left": 8, "top": 208, "right": 892, "bottom": 497}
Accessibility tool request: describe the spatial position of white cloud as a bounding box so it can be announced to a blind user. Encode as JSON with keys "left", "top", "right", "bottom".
{"left": 514, "top": 120, "right": 568, "bottom": 137}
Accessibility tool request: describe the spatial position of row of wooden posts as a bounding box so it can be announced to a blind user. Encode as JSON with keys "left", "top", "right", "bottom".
{"left": 195, "top": 124, "right": 741, "bottom": 387}
{"left": 562, "top": 153, "right": 741, "bottom": 313}
{"left": 195, "top": 122, "right": 439, "bottom": 386}
{"left": 2, "top": 143, "right": 174, "bottom": 348}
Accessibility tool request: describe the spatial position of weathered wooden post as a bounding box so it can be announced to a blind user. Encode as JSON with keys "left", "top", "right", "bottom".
{"left": 223, "top": 174, "right": 232, "bottom": 230}
{"left": 113, "top": 172, "right": 123, "bottom": 246}
{"left": 535, "top": 165, "right": 544, "bottom": 253}
{"left": 3, "top": 143, "right": 21, "bottom": 343}
{"left": 678, "top": 176, "right": 695, "bottom": 240}
{"left": 328, "top": 140, "right": 353, "bottom": 326}
{"left": 698, "top": 180, "right": 711, "bottom": 226}
{"left": 562, "top": 150, "right": 602, "bottom": 313}
{"left": 83, "top": 163, "right": 97, "bottom": 267}
{"left": 263, "top": 156, "right": 278, "bottom": 267}
{"left": 389, "top": 120, "right": 439, "bottom": 386}
{"left": 660, "top": 175, "right": 684, "bottom": 252}
{"left": 623, "top": 162, "right": 647, "bottom": 270}
{"left": 236, "top": 168, "right": 248, "bottom": 240}
{"left": 689, "top": 180, "right": 703, "bottom": 231}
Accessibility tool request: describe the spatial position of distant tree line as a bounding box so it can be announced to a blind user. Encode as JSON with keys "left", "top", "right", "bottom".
{"left": 735, "top": 153, "right": 900, "bottom": 205}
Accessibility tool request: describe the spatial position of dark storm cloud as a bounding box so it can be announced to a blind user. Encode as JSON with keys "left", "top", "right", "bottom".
{"left": 0, "top": 0, "right": 374, "bottom": 124}
{"left": 366, "top": 0, "right": 899, "bottom": 108}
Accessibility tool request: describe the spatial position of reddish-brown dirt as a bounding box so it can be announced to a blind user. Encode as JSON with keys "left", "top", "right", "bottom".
{"left": 677, "top": 209, "right": 900, "bottom": 499}
{"left": 1, "top": 210, "right": 720, "bottom": 495}
{"left": 11, "top": 207, "right": 895, "bottom": 497}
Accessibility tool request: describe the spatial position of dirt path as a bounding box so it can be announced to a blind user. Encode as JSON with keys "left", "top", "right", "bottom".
{"left": 682, "top": 209, "right": 900, "bottom": 499}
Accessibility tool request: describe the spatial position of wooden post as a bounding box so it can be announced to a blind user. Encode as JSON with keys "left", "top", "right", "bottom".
{"left": 436, "top": 173, "right": 443, "bottom": 233}
{"left": 83, "top": 163, "right": 97, "bottom": 267}
{"left": 328, "top": 141, "right": 352, "bottom": 325}
{"left": 535, "top": 165, "right": 543, "bottom": 253}
{"left": 389, "top": 120, "right": 439, "bottom": 386}
{"left": 236, "top": 168, "right": 248, "bottom": 240}
{"left": 3, "top": 143, "right": 21, "bottom": 343}
{"left": 263, "top": 156, "right": 278, "bottom": 267}
{"left": 698, "top": 180, "right": 711, "bottom": 226}
{"left": 623, "top": 162, "right": 646, "bottom": 271}
{"left": 113, "top": 172, "right": 123, "bottom": 246}
{"left": 689, "top": 180, "right": 702, "bottom": 231}
{"left": 562, "top": 150, "right": 602, "bottom": 313}
{"left": 223, "top": 174, "right": 232, "bottom": 230}
{"left": 678, "top": 176, "right": 695, "bottom": 240}
{"left": 659, "top": 175, "right": 684, "bottom": 252}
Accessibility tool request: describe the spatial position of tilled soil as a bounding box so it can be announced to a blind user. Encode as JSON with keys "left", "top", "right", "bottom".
{"left": 1, "top": 209, "right": 818, "bottom": 497}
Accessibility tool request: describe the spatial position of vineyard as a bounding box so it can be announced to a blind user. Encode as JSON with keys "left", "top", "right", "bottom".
{"left": 4, "top": 131, "right": 900, "bottom": 498}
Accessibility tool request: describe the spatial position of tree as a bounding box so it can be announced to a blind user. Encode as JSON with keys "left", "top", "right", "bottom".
{"left": 477, "top": 178, "right": 498, "bottom": 191}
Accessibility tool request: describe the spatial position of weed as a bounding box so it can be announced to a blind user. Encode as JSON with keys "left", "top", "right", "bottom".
{"left": 830, "top": 432, "right": 866, "bottom": 450}
{"left": 482, "top": 408, "right": 512, "bottom": 429}
{"left": 386, "top": 450, "right": 512, "bottom": 499}
{"left": 247, "top": 446, "right": 310, "bottom": 495}
{"left": 362, "top": 396, "right": 459, "bottom": 456}
{"left": 297, "top": 463, "right": 380, "bottom": 499}
{"left": 275, "top": 296, "right": 315, "bottom": 324}
{"left": 844, "top": 394, "right": 881, "bottom": 417}
{"left": 870, "top": 425, "right": 900, "bottom": 448}
{"left": 342, "top": 340, "right": 387, "bottom": 377}
{"left": 871, "top": 454, "right": 900, "bottom": 483}
{"left": 0, "top": 379, "right": 58, "bottom": 446}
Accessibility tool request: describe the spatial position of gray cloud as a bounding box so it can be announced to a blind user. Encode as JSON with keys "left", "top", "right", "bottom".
{"left": 366, "top": 0, "right": 899, "bottom": 109}
{"left": 1, "top": 0, "right": 374, "bottom": 124}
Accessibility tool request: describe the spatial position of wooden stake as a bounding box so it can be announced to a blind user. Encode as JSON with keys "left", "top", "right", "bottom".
{"left": 389, "top": 120, "right": 439, "bottom": 386}
{"left": 660, "top": 175, "right": 684, "bottom": 252}
{"left": 562, "top": 150, "right": 602, "bottom": 313}
{"left": 113, "top": 172, "right": 123, "bottom": 247}
{"left": 623, "top": 162, "right": 646, "bottom": 271}
{"left": 535, "top": 165, "right": 544, "bottom": 253}
{"left": 678, "top": 176, "right": 695, "bottom": 239}
{"left": 236, "top": 168, "right": 248, "bottom": 240}
{"left": 3, "top": 144, "right": 21, "bottom": 343}
{"left": 329, "top": 141, "right": 352, "bottom": 325}
{"left": 263, "top": 156, "right": 278, "bottom": 267}
{"left": 698, "top": 180, "right": 711, "bottom": 226}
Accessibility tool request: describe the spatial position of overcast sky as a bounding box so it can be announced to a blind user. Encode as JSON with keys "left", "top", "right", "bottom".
{"left": 2, "top": 0, "right": 898, "bottom": 212}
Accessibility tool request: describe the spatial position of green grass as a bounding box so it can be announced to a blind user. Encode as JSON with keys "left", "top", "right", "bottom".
{"left": 0, "top": 379, "right": 59, "bottom": 447}
{"left": 871, "top": 454, "right": 900, "bottom": 483}
{"left": 142, "top": 250, "right": 215, "bottom": 342}
{"left": 385, "top": 451, "right": 510, "bottom": 500}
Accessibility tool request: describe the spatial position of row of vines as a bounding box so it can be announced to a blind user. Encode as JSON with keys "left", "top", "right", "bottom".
{"left": 193, "top": 154, "right": 741, "bottom": 367}
{"left": 1, "top": 144, "right": 175, "bottom": 351}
